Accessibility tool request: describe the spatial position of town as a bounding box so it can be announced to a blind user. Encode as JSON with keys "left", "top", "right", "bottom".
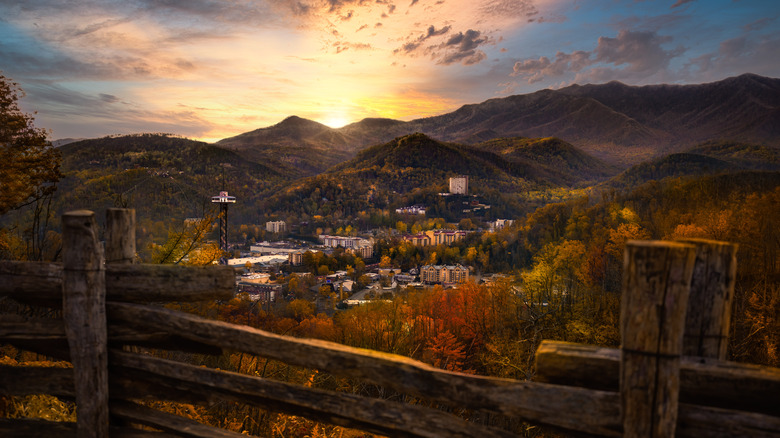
{"left": 221, "top": 175, "right": 515, "bottom": 314}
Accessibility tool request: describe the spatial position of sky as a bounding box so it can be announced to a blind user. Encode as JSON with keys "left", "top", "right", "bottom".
{"left": 1, "top": 0, "right": 779, "bottom": 142}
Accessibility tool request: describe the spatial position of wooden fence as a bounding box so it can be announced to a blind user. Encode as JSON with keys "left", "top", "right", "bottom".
{"left": 1, "top": 208, "right": 778, "bottom": 437}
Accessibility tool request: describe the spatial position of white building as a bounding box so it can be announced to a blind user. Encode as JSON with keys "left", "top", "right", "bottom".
{"left": 395, "top": 205, "right": 426, "bottom": 215}
{"left": 488, "top": 219, "right": 515, "bottom": 232}
{"left": 266, "top": 221, "right": 286, "bottom": 233}
{"left": 449, "top": 175, "right": 468, "bottom": 195}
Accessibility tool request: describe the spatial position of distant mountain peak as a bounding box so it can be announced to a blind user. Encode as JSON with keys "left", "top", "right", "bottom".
{"left": 276, "top": 115, "right": 330, "bottom": 129}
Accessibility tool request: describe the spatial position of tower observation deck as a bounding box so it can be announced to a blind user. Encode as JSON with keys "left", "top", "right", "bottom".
{"left": 211, "top": 191, "right": 236, "bottom": 262}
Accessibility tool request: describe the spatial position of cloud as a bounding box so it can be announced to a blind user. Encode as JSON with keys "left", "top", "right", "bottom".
{"left": 682, "top": 32, "right": 780, "bottom": 81}
{"left": 479, "top": 0, "right": 538, "bottom": 21}
{"left": 437, "top": 29, "right": 489, "bottom": 65}
{"left": 671, "top": 0, "right": 695, "bottom": 8}
{"left": 512, "top": 51, "right": 590, "bottom": 83}
{"left": 334, "top": 41, "right": 373, "bottom": 53}
{"left": 512, "top": 30, "right": 684, "bottom": 83}
{"left": 99, "top": 93, "right": 120, "bottom": 103}
{"left": 394, "top": 26, "right": 490, "bottom": 66}
{"left": 594, "top": 30, "right": 682, "bottom": 73}
{"left": 393, "top": 24, "right": 451, "bottom": 55}
{"left": 744, "top": 16, "right": 776, "bottom": 32}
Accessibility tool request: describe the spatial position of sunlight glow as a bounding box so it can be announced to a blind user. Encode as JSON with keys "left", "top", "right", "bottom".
{"left": 321, "top": 114, "right": 351, "bottom": 129}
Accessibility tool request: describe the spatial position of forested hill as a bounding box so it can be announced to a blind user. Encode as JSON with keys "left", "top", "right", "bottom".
{"left": 330, "top": 132, "right": 588, "bottom": 190}
{"left": 55, "top": 134, "right": 285, "bottom": 224}
{"left": 216, "top": 116, "right": 359, "bottom": 177}
{"left": 262, "top": 133, "right": 615, "bottom": 221}
{"left": 473, "top": 137, "right": 620, "bottom": 186}
{"left": 601, "top": 141, "right": 780, "bottom": 190}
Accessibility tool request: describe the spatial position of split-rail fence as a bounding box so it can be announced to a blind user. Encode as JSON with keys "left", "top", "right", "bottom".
{"left": 1, "top": 208, "right": 779, "bottom": 437}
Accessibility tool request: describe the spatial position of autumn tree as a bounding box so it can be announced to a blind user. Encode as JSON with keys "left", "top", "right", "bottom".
{"left": 150, "top": 215, "right": 220, "bottom": 264}
{"left": 0, "top": 73, "right": 62, "bottom": 215}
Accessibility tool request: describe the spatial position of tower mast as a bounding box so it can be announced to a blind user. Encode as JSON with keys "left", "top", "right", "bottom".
{"left": 211, "top": 191, "right": 236, "bottom": 263}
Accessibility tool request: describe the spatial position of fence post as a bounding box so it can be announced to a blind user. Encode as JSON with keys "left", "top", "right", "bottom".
{"left": 62, "top": 210, "right": 109, "bottom": 437}
{"left": 620, "top": 241, "right": 696, "bottom": 438}
{"left": 677, "top": 239, "right": 738, "bottom": 360}
{"left": 105, "top": 208, "right": 136, "bottom": 265}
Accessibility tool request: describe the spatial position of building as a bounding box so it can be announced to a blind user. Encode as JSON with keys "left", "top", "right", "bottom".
{"left": 420, "top": 264, "right": 469, "bottom": 285}
{"left": 404, "top": 233, "right": 431, "bottom": 246}
{"left": 403, "top": 230, "right": 467, "bottom": 247}
{"left": 488, "top": 219, "right": 515, "bottom": 232}
{"left": 449, "top": 175, "right": 468, "bottom": 195}
{"left": 395, "top": 205, "right": 426, "bottom": 215}
{"left": 348, "top": 245, "right": 374, "bottom": 260}
{"left": 237, "top": 282, "right": 282, "bottom": 302}
{"left": 250, "top": 242, "right": 300, "bottom": 255}
{"left": 266, "top": 221, "right": 286, "bottom": 233}
{"left": 429, "top": 230, "right": 467, "bottom": 246}
{"left": 289, "top": 251, "right": 304, "bottom": 266}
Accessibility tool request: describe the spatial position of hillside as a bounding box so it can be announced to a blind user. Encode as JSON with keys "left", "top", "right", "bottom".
{"left": 602, "top": 153, "right": 741, "bottom": 191}
{"left": 263, "top": 133, "right": 565, "bottom": 221}
{"left": 473, "top": 137, "right": 620, "bottom": 186}
{"left": 213, "top": 74, "right": 780, "bottom": 170}
{"left": 56, "top": 134, "right": 283, "bottom": 224}
{"left": 685, "top": 140, "right": 780, "bottom": 171}
{"left": 558, "top": 74, "right": 780, "bottom": 147}
{"left": 217, "top": 116, "right": 360, "bottom": 176}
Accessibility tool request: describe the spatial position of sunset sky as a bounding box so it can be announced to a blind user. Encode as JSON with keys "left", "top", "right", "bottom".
{"left": 1, "top": 0, "right": 779, "bottom": 142}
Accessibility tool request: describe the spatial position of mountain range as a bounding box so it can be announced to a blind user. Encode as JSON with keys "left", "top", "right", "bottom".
{"left": 216, "top": 73, "right": 780, "bottom": 174}
{"left": 41, "top": 74, "right": 780, "bottom": 228}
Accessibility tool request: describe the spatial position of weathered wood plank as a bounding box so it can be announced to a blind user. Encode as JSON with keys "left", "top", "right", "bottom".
{"left": 0, "top": 261, "right": 63, "bottom": 308}
{"left": 106, "top": 301, "right": 624, "bottom": 435}
{"left": 110, "top": 400, "right": 251, "bottom": 438}
{"left": 109, "top": 350, "right": 520, "bottom": 438}
{"left": 107, "top": 349, "right": 780, "bottom": 438}
{"left": 106, "top": 208, "right": 136, "bottom": 265}
{"left": 620, "top": 241, "right": 696, "bottom": 438}
{"left": 62, "top": 210, "right": 109, "bottom": 438}
{"left": 677, "top": 403, "right": 780, "bottom": 438}
{"left": 0, "top": 315, "right": 66, "bottom": 338}
{"left": 0, "top": 364, "right": 74, "bottom": 398}
{"left": 0, "top": 418, "right": 77, "bottom": 436}
{"left": 0, "top": 317, "right": 221, "bottom": 358}
{"left": 535, "top": 340, "right": 780, "bottom": 416}
{"left": 677, "top": 239, "right": 738, "bottom": 359}
{"left": 0, "top": 262, "right": 234, "bottom": 306}
{"left": 105, "top": 264, "right": 234, "bottom": 303}
{"left": 0, "top": 419, "right": 172, "bottom": 438}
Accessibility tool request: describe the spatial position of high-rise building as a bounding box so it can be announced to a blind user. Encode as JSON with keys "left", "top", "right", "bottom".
{"left": 449, "top": 175, "right": 468, "bottom": 195}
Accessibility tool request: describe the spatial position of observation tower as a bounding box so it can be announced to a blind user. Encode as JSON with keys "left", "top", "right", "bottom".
{"left": 211, "top": 191, "right": 236, "bottom": 258}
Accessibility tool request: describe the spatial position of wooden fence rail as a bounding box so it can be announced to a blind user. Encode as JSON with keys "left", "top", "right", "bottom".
{"left": 1, "top": 208, "right": 779, "bottom": 437}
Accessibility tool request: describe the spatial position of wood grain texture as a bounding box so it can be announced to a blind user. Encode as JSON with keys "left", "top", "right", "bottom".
{"left": 0, "top": 262, "right": 234, "bottom": 306}
{"left": 107, "top": 301, "right": 626, "bottom": 436}
{"left": 110, "top": 400, "right": 249, "bottom": 438}
{"left": 535, "top": 340, "right": 780, "bottom": 416}
{"left": 0, "top": 261, "right": 62, "bottom": 308}
{"left": 676, "top": 239, "right": 738, "bottom": 359}
{"left": 62, "top": 210, "right": 109, "bottom": 438}
{"left": 0, "top": 364, "right": 74, "bottom": 398}
{"left": 109, "top": 350, "right": 521, "bottom": 438}
{"left": 106, "top": 208, "right": 136, "bottom": 265}
{"left": 0, "top": 316, "right": 222, "bottom": 359}
{"left": 0, "top": 419, "right": 170, "bottom": 438}
{"left": 620, "top": 241, "right": 696, "bottom": 438}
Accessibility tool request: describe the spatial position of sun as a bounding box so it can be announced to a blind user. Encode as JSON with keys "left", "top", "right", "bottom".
{"left": 321, "top": 114, "right": 351, "bottom": 129}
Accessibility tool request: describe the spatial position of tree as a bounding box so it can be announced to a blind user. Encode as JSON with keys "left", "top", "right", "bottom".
{"left": 150, "top": 215, "right": 219, "bottom": 264}
{"left": 0, "top": 73, "right": 62, "bottom": 215}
